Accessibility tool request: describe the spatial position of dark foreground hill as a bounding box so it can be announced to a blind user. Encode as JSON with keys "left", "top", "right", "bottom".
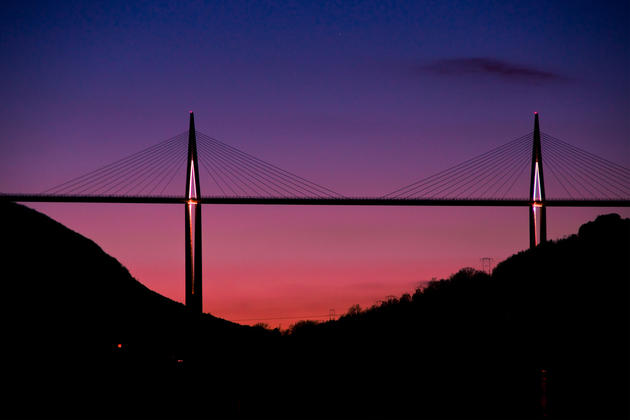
{"left": 285, "top": 213, "right": 629, "bottom": 419}
{"left": 2, "top": 201, "right": 628, "bottom": 419}
{"left": 1, "top": 201, "right": 271, "bottom": 419}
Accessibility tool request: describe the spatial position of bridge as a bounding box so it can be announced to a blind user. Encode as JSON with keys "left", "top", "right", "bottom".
{"left": 2, "top": 112, "right": 629, "bottom": 314}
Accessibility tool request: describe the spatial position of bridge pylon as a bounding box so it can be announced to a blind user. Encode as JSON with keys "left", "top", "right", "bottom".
{"left": 185, "top": 112, "right": 203, "bottom": 313}
{"left": 529, "top": 112, "right": 547, "bottom": 248}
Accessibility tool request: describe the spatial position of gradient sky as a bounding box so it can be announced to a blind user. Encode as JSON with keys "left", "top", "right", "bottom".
{"left": 1, "top": 0, "right": 629, "bottom": 327}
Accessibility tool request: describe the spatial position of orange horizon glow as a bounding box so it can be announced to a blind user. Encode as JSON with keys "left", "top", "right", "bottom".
{"left": 24, "top": 203, "right": 630, "bottom": 328}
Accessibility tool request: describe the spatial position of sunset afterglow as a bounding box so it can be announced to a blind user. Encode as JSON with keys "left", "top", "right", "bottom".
{"left": 3, "top": 3, "right": 629, "bottom": 419}
{"left": 1, "top": 1, "right": 628, "bottom": 327}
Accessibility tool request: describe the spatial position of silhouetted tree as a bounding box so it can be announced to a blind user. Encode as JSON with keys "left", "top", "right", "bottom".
{"left": 345, "top": 303, "right": 362, "bottom": 316}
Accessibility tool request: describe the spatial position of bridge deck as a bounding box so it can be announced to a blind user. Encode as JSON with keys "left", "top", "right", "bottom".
{"left": 1, "top": 194, "right": 629, "bottom": 207}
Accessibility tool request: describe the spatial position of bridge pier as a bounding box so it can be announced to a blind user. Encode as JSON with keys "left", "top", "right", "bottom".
{"left": 185, "top": 112, "right": 203, "bottom": 314}
{"left": 529, "top": 112, "right": 547, "bottom": 248}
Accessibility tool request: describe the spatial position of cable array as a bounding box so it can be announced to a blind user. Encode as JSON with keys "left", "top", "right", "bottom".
{"left": 43, "top": 133, "right": 189, "bottom": 196}
{"left": 541, "top": 132, "right": 630, "bottom": 199}
{"left": 40, "top": 128, "right": 630, "bottom": 201}
{"left": 42, "top": 131, "right": 343, "bottom": 198}
{"left": 384, "top": 133, "right": 533, "bottom": 199}
{"left": 195, "top": 131, "right": 343, "bottom": 198}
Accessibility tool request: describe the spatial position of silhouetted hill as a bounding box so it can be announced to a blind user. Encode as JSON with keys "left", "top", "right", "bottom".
{"left": 281, "top": 213, "right": 629, "bottom": 419}
{"left": 1, "top": 201, "right": 248, "bottom": 335}
{"left": 1, "top": 201, "right": 269, "bottom": 418}
{"left": 2, "top": 202, "right": 628, "bottom": 419}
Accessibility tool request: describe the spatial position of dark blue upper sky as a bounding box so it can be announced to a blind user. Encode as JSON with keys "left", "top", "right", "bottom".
{"left": 2, "top": 1, "right": 628, "bottom": 195}
{"left": 1, "top": 0, "right": 629, "bottom": 324}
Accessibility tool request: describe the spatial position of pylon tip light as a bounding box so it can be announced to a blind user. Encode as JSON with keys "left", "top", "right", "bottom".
{"left": 534, "top": 111, "right": 538, "bottom": 115}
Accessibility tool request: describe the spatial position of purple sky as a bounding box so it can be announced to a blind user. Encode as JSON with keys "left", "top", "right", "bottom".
{"left": 1, "top": 1, "right": 629, "bottom": 326}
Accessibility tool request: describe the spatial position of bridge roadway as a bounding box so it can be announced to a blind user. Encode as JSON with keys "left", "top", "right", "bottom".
{"left": 1, "top": 194, "right": 629, "bottom": 207}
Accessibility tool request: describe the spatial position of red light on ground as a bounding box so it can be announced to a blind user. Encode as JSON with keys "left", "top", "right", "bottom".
{"left": 117, "top": 343, "right": 123, "bottom": 349}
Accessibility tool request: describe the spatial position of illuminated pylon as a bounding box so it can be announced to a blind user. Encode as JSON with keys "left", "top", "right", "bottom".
{"left": 529, "top": 112, "right": 547, "bottom": 248}
{"left": 185, "top": 112, "right": 203, "bottom": 313}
